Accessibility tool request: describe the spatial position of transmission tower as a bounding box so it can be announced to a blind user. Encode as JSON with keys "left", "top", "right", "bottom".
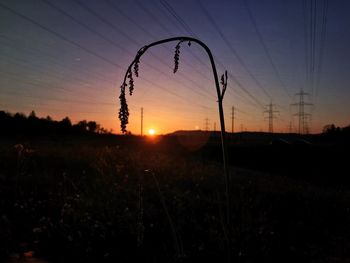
{"left": 263, "top": 103, "right": 279, "bottom": 133}
{"left": 291, "top": 89, "right": 313, "bottom": 134}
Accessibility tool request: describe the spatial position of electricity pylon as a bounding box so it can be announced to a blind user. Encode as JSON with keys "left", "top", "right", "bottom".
{"left": 264, "top": 102, "right": 279, "bottom": 133}
{"left": 291, "top": 89, "right": 313, "bottom": 134}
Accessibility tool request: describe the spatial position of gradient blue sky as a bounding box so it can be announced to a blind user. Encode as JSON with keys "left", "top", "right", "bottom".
{"left": 0, "top": 0, "right": 349, "bottom": 134}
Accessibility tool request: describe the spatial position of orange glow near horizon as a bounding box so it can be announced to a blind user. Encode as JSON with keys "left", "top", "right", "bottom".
{"left": 148, "top": 128, "right": 156, "bottom": 135}
{"left": 1, "top": 0, "right": 350, "bottom": 137}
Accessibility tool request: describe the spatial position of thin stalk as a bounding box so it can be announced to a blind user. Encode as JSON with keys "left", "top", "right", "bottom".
{"left": 120, "top": 36, "right": 231, "bottom": 259}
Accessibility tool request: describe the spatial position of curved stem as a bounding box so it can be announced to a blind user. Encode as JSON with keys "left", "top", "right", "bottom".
{"left": 120, "top": 36, "right": 231, "bottom": 254}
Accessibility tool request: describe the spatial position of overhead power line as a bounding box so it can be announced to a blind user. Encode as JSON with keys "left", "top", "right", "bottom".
{"left": 315, "top": 0, "right": 328, "bottom": 97}
{"left": 104, "top": 0, "right": 214, "bottom": 85}
{"left": 158, "top": 0, "right": 266, "bottom": 109}
{"left": 0, "top": 2, "right": 124, "bottom": 69}
{"left": 197, "top": 0, "right": 272, "bottom": 100}
{"left": 160, "top": 0, "right": 197, "bottom": 37}
{"left": 0, "top": 89, "right": 115, "bottom": 106}
{"left": 0, "top": 35, "right": 117, "bottom": 86}
{"left": 42, "top": 0, "right": 215, "bottom": 101}
{"left": 303, "top": 0, "right": 328, "bottom": 98}
{"left": 243, "top": 0, "right": 291, "bottom": 98}
{"left": 0, "top": 51, "right": 111, "bottom": 93}
{"left": 0, "top": 2, "right": 213, "bottom": 110}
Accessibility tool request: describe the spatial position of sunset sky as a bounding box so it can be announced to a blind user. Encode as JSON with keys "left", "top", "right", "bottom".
{"left": 1, "top": 0, "right": 349, "bottom": 134}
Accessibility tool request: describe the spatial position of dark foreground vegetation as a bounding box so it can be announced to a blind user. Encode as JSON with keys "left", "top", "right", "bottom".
{"left": 1, "top": 112, "right": 350, "bottom": 262}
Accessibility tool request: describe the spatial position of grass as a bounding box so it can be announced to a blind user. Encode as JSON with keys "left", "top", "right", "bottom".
{"left": 0, "top": 136, "right": 350, "bottom": 262}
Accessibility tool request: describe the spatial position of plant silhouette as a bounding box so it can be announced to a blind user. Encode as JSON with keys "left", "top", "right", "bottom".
{"left": 118, "top": 37, "right": 229, "bottom": 183}
{"left": 118, "top": 36, "right": 232, "bottom": 258}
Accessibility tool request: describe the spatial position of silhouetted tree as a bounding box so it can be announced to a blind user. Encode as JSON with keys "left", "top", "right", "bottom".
{"left": 75, "top": 120, "right": 88, "bottom": 132}
{"left": 58, "top": 117, "right": 72, "bottom": 134}
{"left": 323, "top": 124, "right": 340, "bottom": 134}
{"left": 98, "top": 127, "right": 109, "bottom": 134}
{"left": 60, "top": 117, "right": 72, "bottom": 127}
{"left": 13, "top": 112, "right": 27, "bottom": 133}
{"left": 46, "top": 115, "right": 53, "bottom": 122}
{"left": 87, "top": 121, "right": 98, "bottom": 133}
{"left": 14, "top": 112, "right": 26, "bottom": 120}
{"left": 0, "top": 110, "right": 106, "bottom": 136}
{"left": 0, "top": 111, "right": 12, "bottom": 135}
{"left": 28, "top": 110, "right": 37, "bottom": 119}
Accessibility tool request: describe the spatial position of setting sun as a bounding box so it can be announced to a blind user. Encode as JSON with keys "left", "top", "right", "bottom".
{"left": 148, "top": 129, "right": 155, "bottom": 135}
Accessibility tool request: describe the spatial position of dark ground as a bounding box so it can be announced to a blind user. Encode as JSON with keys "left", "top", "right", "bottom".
{"left": 1, "top": 132, "right": 350, "bottom": 262}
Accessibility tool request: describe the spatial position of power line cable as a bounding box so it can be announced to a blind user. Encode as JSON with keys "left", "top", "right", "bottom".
{"left": 103, "top": 0, "right": 214, "bottom": 85}
{"left": 197, "top": 0, "right": 272, "bottom": 100}
{"left": 68, "top": 0, "right": 215, "bottom": 100}
{"left": 157, "top": 0, "right": 266, "bottom": 109}
{"left": 0, "top": 51, "right": 112, "bottom": 93}
{"left": 0, "top": 89, "right": 115, "bottom": 106}
{"left": 0, "top": 2, "right": 212, "bottom": 110}
{"left": 144, "top": 0, "right": 221, "bottom": 75}
{"left": 160, "top": 0, "right": 197, "bottom": 37}
{"left": 243, "top": 0, "right": 292, "bottom": 98}
{"left": 315, "top": 0, "right": 328, "bottom": 97}
{"left": 0, "top": 35, "right": 117, "bottom": 86}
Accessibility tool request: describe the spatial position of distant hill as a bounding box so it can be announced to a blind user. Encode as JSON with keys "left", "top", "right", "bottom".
{"left": 168, "top": 128, "right": 350, "bottom": 145}
{"left": 168, "top": 130, "right": 306, "bottom": 145}
{"left": 169, "top": 130, "right": 210, "bottom": 136}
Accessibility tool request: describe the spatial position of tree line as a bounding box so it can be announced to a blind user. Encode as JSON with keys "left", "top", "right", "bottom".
{"left": 0, "top": 110, "right": 111, "bottom": 137}
{"left": 321, "top": 123, "right": 350, "bottom": 142}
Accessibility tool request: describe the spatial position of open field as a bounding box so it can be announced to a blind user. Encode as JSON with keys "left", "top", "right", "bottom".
{"left": 1, "top": 134, "right": 350, "bottom": 262}
{"left": 2, "top": 0, "right": 350, "bottom": 262}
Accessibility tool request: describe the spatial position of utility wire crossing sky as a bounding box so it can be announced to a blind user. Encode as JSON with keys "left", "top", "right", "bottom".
{"left": 1, "top": 0, "right": 349, "bottom": 134}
